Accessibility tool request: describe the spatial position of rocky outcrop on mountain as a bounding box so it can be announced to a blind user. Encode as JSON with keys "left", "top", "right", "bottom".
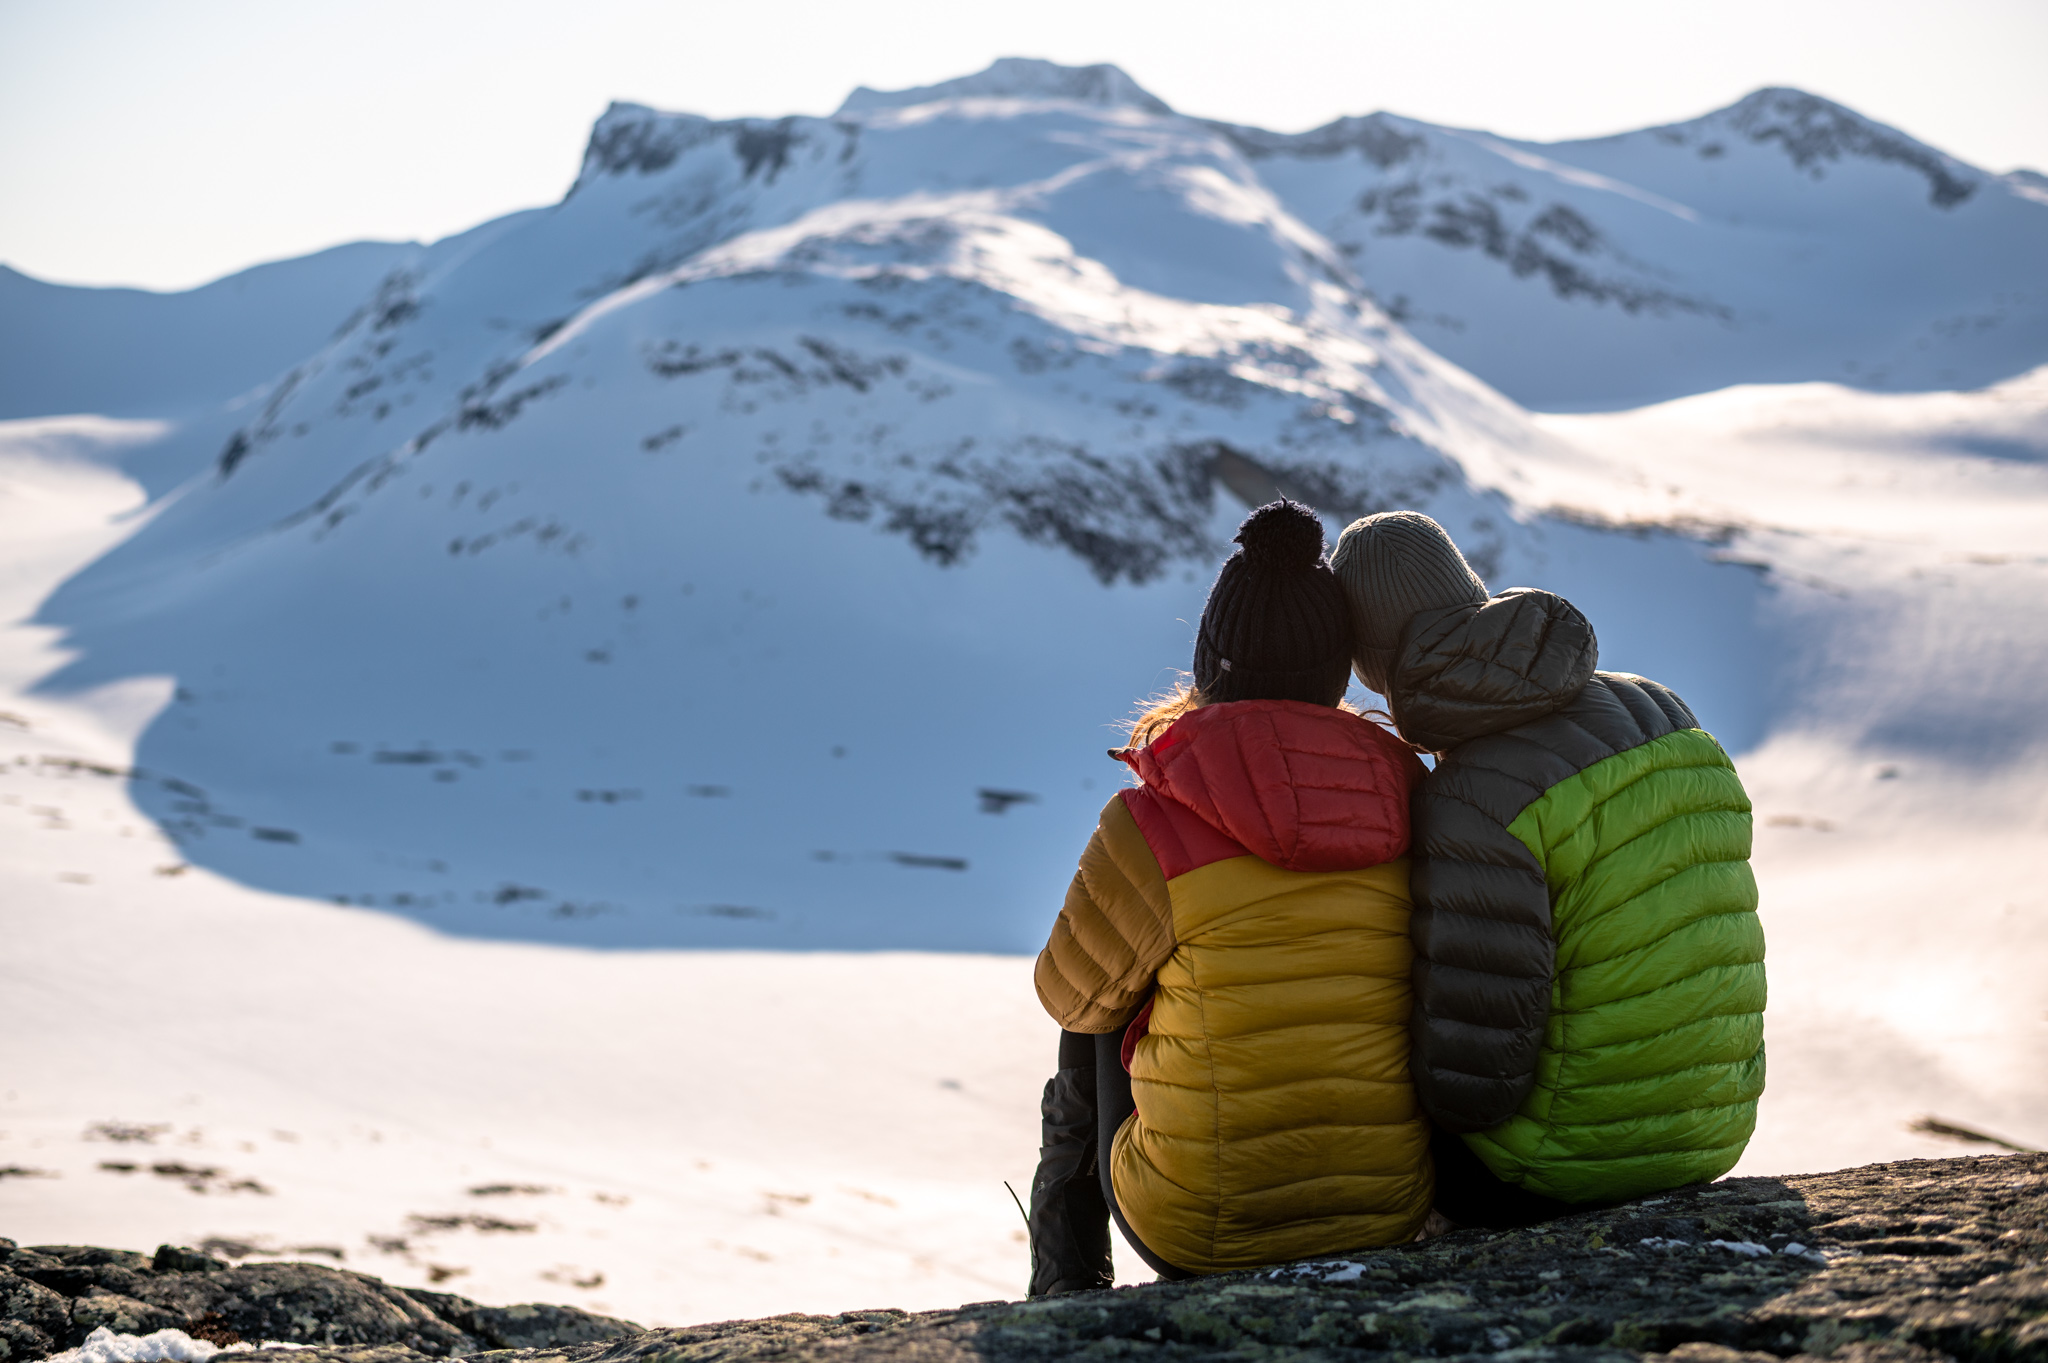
{"left": 6, "top": 1152, "right": 2043, "bottom": 1362}
{"left": 1710, "top": 88, "right": 1981, "bottom": 208}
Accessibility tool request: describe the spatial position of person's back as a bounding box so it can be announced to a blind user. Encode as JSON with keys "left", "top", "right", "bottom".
{"left": 1041, "top": 696, "right": 1432, "bottom": 1270}
{"left": 1330, "top": 513, "right": 1765, "bottom": 1222}
{"left": 1027, "top": 500, "right": 1433, "bottom": 1290}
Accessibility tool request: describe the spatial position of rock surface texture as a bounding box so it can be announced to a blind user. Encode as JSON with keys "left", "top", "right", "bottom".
{"left": 6, "top": 1153, "right": 2044, "bottom": 1362}
{"left": 0, "top": 1243, "right": 638, "bottom": 1360}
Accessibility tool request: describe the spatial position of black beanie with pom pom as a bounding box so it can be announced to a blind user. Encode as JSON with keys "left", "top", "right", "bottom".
{"left": 1191, "top": 500, "right": 1353, "bottom": 706}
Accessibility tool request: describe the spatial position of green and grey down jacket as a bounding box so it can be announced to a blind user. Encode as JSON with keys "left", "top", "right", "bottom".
{"left": 1394, "top": 587, "right": 1764, "bottom": 1204}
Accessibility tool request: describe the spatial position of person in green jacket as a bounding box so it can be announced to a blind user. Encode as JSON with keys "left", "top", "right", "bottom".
{"left": 1330, "top": 511, "right": 1765, "bottom": 1227}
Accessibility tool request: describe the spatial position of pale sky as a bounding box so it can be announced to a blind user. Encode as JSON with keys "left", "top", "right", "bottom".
{"left": 2, "top": 0, "right": 2044, "bottom": 291}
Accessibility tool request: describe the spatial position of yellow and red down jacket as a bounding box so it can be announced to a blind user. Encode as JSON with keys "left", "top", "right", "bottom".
{"left": 1035, "top": 699, "right": 1433, "bottom": 1273}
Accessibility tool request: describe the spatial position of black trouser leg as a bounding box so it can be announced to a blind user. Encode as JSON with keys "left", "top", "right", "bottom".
{"left": 1427, "top": 1125, "right": 1575, "bottom": 1229}
{"left": 1026, "top": 1030, "right": 1114, "bottom": 1296}
{"left": 1093, "top": 1032, "right": 1193, "bottom": 1281}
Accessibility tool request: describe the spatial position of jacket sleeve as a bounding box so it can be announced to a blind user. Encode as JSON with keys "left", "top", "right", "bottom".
{"left": 1034, "top": 793, "right": 1176, "bottom": 1033}
{"left": 1408, "top": 759, "right": 1555, "bottom": 1132}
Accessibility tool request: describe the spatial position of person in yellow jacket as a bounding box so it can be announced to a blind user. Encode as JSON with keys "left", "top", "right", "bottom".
{"left": 1026, "top": 500, "right": 1433, "bottom": 1293}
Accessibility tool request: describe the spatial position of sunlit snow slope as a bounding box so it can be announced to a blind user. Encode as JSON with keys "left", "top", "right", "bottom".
{"left": 0, "top": 416, "right": 1069, "bottom": 1315}
{"left": 21, "top": 70, "right": 1772, "bottom": 951}
{"left": 0, "top": 243, "right": 419, "bottom": 422}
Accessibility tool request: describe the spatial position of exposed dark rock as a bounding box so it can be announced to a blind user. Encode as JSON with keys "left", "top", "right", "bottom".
{"left": 0, "top": 1265, "right": 70, "bottom": 1361}
{"left": 733, "top": 120, "right": 797, "bottom": 182}
{"left": 0, "top": 1241, "right": 637, "bottom": 1359}
{"left": 576, "top": 105, "right": 721, "bottom": 179}
{"left": 1208, "top": 113, "right": 1427, "bottom": 169}
{"left": 64, "top": 1291, "right": 185, "bottom": 1340}
{"left": 397, "top": 1295, "right": 642, "bottom": 1352}
{"left": 1348, "top": 184, "right": 1727, "bottom": 319}
{"left": 1721, "top": 89, "right": 1980, "bottom": 208}
{"left": 572, "top": 104, "right": 851, "bottom": 189}
{"left": 4, "top": 1153, "right": 2042, "bottom": 1362}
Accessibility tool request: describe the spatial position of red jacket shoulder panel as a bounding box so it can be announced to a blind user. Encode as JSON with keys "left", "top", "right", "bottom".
{"left": 1119, "top": 786, "right": 1249, "bottom": 882}
{"left": 1125, "top": 701, "right": 1418, "bottom": 873}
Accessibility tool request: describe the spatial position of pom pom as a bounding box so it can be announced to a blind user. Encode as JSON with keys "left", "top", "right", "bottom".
{"left": 1232, "top": 499, "right": 1325, "bottom": 570}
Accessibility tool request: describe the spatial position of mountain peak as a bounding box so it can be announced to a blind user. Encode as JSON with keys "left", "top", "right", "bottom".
{"left": 836, "top": 58, "right": 1172, "bottom": 117}
{"left": 1684, "top": 86, "right": 1982, "bottom": 207}
{"left": 575, "top": 100, "right": 717, "bottom": 182}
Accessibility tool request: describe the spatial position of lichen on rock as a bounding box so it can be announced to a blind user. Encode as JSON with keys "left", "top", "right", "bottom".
{"left": 0, "top": 1244, "right": 636, "bottom": 1361}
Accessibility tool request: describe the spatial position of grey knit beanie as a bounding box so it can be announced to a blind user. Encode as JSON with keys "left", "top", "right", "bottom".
{"left": 1330, "top": 510, "right": 1489, "bottom": 694}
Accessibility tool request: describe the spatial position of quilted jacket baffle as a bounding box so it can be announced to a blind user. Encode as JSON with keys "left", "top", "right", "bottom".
{"left": 1394, "top": 588, "right": 1766, "bottom": 1204}
{"left": 1035, "top": 699, "right": 1433, "bottom": 1273}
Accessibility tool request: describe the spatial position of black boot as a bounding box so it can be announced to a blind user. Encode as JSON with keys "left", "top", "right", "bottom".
{"left": 1026, "top": 1036, "right": 1114, "bottom": 1296}
{"left": 1428, "top": 1125, "right": 1574, "bottom": 1229}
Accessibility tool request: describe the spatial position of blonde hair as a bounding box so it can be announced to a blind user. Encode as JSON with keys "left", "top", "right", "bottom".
{"left": 1122, "top": 677, "right": 1209, "bottom": 750}
{"left": 1119, "top": 675, "right": 1385, "bottom": 752}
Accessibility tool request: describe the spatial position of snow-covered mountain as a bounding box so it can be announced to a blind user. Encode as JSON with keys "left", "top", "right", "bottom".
{"left": 3, "top": 59, "right": 2042, "bottom": 954}
{"left": 1222, "top": 87, "right": 2048, "bottom": 409}
{"left": 0, "top": 242, "right": 418, "bottom": 421}
{"left": 12, "top": 67, "right": 2041, "bottom": 425}
{"left": 16, "top": 65, "right": 1775, "bottom": 952}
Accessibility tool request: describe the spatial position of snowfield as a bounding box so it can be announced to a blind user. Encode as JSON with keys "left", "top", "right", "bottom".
{"left": 3, "top": 58, "right": 2044, "bottom": 1326}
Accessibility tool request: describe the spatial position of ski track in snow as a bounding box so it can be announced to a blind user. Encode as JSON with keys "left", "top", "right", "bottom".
{"left": 4, "top": 61, "right": 2047, "bottom": 1323}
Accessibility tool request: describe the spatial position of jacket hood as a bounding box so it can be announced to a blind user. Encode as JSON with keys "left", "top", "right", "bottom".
{"left": 1389, "top": 588, "right": 1597, "bottom": 751}
{"left": 1122, "top": 699, "right": 1419, "bottom": 872}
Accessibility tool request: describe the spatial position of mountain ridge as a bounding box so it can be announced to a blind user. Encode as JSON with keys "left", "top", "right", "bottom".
{"left": 837, "top": 56, "right": 1175, "bottom": 117}
{"left": 5, "top": 58, "right": 2043, "bottom": 950}
{"left": 0, "top": 243, "right": 420, "bottom": 422}
{"left": 12, "top": 63, "right": 2041, "bottom": 419}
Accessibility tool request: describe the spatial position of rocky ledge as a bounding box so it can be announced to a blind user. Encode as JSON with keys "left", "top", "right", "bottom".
{"left": 6, "top": 1152, "right": 2044, "bottom": 1363}
{"left": 0, "top": 1239, "right": 639, "bottom": 1362}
